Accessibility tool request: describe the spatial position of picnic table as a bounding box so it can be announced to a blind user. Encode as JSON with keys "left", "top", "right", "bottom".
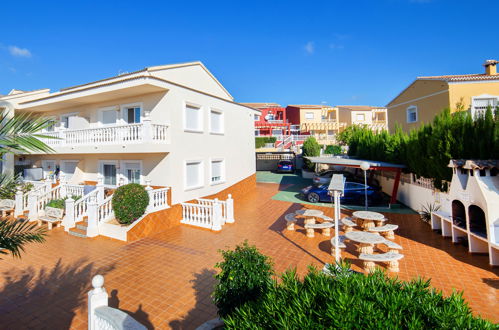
{"left": 353, "top": 211, "right": 385, "bottom": 230}
{"left": 345, "top": 231, "right": 385, "bottom": 254}
{"left": 295, "top": 209, "right": 324, "bottom": 224}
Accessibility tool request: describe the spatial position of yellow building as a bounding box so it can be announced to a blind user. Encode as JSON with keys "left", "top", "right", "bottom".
{"left": 286, "top": 104, "right": 345, "bottom": 145}
{"left": 387, "top": 60, "right": 499, "bottom": 133}
{"left": 337, "top": 105, "right": 388, "bottom": 132}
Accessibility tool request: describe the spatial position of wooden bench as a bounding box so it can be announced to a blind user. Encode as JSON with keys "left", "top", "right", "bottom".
{"left": 330, "top": 235, "right": 347, "bottom": 257}
{"left": 368, "top": 224, "right": 399, "bottom": 239}
{"left": 341, "top": 217, "right": 356, "bottom": 233}
{"left": 304, "top": 222, "right": 334, "bottom": 237}
{"left": 380, "top": 239, "right": 403, "bottom": 253}
{"left": 359, "top": 252, "right": 404, "bottom": 272}
{"left": 38, "top": 207, "right": 64, "bottom": 230}
{"left": 0, "top": 199, "right": 15, "bottom": 218}
{"left": 284, "top": 213, "right": 298, "bottom": 231}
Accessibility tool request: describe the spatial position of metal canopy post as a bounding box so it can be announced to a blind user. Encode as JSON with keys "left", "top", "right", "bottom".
{"left": 328, "top": 174, "right": 345, "bottom": 264}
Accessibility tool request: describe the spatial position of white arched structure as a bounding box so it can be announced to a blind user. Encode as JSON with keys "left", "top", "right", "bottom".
{"left": 431, "top": 159, "right": 499, "bottom": 266}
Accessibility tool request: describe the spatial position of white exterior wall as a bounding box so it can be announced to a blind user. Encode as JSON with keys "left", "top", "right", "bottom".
{"left": 10, "top": 64, "right": 257, "bottom": 205}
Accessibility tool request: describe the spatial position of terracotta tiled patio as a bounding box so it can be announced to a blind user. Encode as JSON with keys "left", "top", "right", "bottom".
{"left": 0, "top": 183, "right": 498, "bottom": 329}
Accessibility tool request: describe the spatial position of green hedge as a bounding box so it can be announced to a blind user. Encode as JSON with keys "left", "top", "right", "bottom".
{"left": 255, "top": 137, "right": 277, "bottom": 149}
{"left": 46, "top": 195, "right": 81, "bottom": 209}
{"left": 216, "top": 244, "right": 494, "bottom": 329}
{"left": 112, "top": 183, "right": 149, "bottom": 225}
{"left": 338, "top": 108, "right": 498, "bottom": 190}
{"left": 324, "top": 144, "right": 342, "bottom": 155}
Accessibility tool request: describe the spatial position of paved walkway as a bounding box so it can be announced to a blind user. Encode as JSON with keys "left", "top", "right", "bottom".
{"left": 0, "top": 183, "right": 497, "bottom": 329}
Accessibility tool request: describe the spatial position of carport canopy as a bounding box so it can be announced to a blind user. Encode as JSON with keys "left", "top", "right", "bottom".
{"left": 305, "top": 157, "right": 406, "bottom": 205}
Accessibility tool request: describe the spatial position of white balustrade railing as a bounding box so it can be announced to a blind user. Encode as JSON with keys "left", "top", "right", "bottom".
{"left": 180, "top": 203, "right": 214, "bottom": 230}
{"left": 65, "top": 184, "right": 85, "bottom": 197}
{"left": 147, "top": 187, "right": 169, "bottom": 212}
{"left": 97, "top": 195, "right": 114, "bottom": 223}
{"left": 37, "top": 185, "right": 61, "bottom": 211}
{"left": 38, "top": 121, "right": 169, "bottom": 147}
{"left": 73, "top": 188, "right": 99, "bottom": 222}
{"left": 182, "top": 195, "right": 234, "bottom": 231}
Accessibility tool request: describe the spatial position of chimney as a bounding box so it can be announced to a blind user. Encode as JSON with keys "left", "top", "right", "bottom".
{"left": 483, "top": 59, "right": 498, "bottom": 75}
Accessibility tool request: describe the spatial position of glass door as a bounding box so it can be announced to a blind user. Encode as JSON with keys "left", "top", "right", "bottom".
{"left": 102, "top": 163, "right": 117, "bottom": 186}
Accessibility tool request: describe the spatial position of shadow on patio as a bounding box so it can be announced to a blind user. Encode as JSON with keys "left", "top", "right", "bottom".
{"left": 0, "top": 258, "right": 115, "bottom": 329}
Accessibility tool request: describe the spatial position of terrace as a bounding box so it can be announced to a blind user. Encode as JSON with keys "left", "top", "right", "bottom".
{"left": 0, "top": 181, "right": 497, "bottom": 329}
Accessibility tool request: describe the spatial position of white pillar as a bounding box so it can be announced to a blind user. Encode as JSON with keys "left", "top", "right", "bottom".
{"left": 143, "top": 112, "right": 152, "bottom": 142}
{"left": 86, "top": 197, "right": 99, "bottom": 237}
{"left": 225, "top": 194, "right": 234, "bottom": 223}
{"left": 14, "top": 187, "right": 24, "bottom": 217}
{"left": 212, "top": 199, "right": 222, "bottom": 231}
{"left": 96, "top": 175, "right": 105, "bottom": 204}
{"left": 62, "top": 197, "right": 75, "bottom": 230}
{"left": 145, "top": 181, "right": 154, "bottom": 213}
{"left": 28, "top": 192, "right": 39, "bottom": 221}
{"left": 88, "top": 275, "right": 108, "bottom": 330}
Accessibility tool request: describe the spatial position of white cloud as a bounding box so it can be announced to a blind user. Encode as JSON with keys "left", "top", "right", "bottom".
{"left": 304, "top": 41, "right": 315, "bottom": 55}
{"left": 329, "top": 43, "right": 344, "bottom": 50}
{"left": 8, "top": 45, "right": 32, "bottom": 58}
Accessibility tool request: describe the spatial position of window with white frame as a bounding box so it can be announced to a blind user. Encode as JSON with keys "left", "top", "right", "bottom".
{"left": 61, "top": 160, "right": 79, "bottom": 181}
{"left": 124, "top": 106, "right": 142, "bottom": 124}
{"left": 305, "top": 112, "right": 314, "bottom": 120}
{"left": 406, "top": 106, "right": 418, "bottom": 123}
{"left": 100, "top": 161, "right": 118, "bottom": 186}
{"left": 356, "top": 114, "right": 365, "bottom": 121}
{"left": 210, "top": 109, "right": 224, "bottom": 134}
{"left": 211, "top": 159, "right": 225, "bottom": 184}
{"left": 472, "top": 96, "right": 498, "bottom": 118}
{"left": 123, "top": 161, "right": 142, "bottom": 184}
{"left": 100, "top": 108, "right": 118, "bottom": 126}
{"left": 254, "top": 129, "right": 260, "bottom": 136}
{"left": 185, "top": 104, "right": 202, "bottom": 131}
{"left": 272, "top": 129, "right": 283, "bottom": 136}
{"left": 254, "top": 114, "right": 260, "bottom": 121}
{"left": 185, "top": 161, "right": 203, "bottom": 189}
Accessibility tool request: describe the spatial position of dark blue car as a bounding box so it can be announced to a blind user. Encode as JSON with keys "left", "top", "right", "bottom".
{"left": 300, "top": 182, "right": 383, "bottom": 205}
{"left": 277, "top": 160, "right": 294, "bottom": 173}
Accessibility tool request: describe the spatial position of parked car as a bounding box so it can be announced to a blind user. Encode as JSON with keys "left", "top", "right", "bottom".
{"left": 312, "top": 170, "right": 380, "bottom": 188}
{"left": 300, "top": 182, "right": 384, "bottom": 205}
{"left": 277, "top": 160, "right": 294, "bottom": 173}
{"left": 312, "top": 170, "right": 354, "bottom": 185}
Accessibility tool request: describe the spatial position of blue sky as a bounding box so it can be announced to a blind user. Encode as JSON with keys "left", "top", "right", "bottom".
{"left": 1, "top": 0, "right": 498, "bottom": 106}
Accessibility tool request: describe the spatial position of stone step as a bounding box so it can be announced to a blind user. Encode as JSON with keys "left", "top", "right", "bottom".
{"left": 76, "top": 221, "right": 88, "bottom": 231}
{"left": 68, "top": 227, "right": 87, "bottom": 238}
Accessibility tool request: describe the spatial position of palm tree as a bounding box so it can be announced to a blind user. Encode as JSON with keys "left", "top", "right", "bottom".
{"left": 1, "top": 110, "right": 55, "bottom": 258}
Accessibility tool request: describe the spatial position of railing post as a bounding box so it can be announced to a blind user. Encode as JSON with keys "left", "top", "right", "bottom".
{"left": 225, "top": 194, "right": 235, "bottom": 223}
{"left": 143, "top": 112, "right": 152, "bottom": 142}
{"left": 212, "top": 199, "right": 222, "bottom": 231}
{"left": 60, "top": 182, "right": 67, "bottom": 198}
{"left": 86, "top": 197, "right": 99, "bottom": 237}
{"left": 96, "top": 175, "right": 105, "bottom": 204}
{"left": 88, "top": 275, "right": 108, "bottom": 330}
{"left": 145, "top": 180, "right": 154, "bottom": 213}
{"left": 62, "top": 197, "right": 75, "bottom": 231}
{"left": 28, "top": 192, "right": 39, "bottom": 221}
{"left": 14, "top": 187, "right": 24, "bottom": 217}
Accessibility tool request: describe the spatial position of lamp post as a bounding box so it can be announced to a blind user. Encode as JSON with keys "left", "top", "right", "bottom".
{"left": 360, "top": 162, "right": 370, "bottom": 210}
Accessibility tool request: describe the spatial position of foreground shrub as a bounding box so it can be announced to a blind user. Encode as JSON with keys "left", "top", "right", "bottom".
{"left": 112, "top": 183, "right": 149, "bottom": 225}
{"left": 324, "top": 144, "right": 342, "bottom": 155}
{"left": 213, "top": 241, "right": 274, "bottom": 317}
{"left": 218, "top": 248, "right": 494, "bottom": 329}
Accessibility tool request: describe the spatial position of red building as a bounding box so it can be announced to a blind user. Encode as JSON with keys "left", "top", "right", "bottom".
{"left": 242, "top": 103, "right": 300, "bottom": 136}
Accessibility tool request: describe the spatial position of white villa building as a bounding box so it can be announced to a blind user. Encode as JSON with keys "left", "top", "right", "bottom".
{"left": 0, "top": 62, "right": 258, "bottom": 240}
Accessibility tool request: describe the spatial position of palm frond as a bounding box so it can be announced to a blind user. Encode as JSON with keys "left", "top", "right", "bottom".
{"left": 0, "top": 110, "right": 55, "bottom": 154}
{"left": 0, "top": 219, "right": 47, "bottom": 258}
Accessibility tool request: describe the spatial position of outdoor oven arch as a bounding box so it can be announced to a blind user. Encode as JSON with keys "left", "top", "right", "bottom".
{"left": 468, "top": 204, "right": 487, "bottom": 238}
{"left": 451, "top": 200, "right": 466, "bottom": 229}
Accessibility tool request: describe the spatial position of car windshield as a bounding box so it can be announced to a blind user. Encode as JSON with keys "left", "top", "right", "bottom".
{"left": 280, "top": 161, "right": 292, "bottom": 165}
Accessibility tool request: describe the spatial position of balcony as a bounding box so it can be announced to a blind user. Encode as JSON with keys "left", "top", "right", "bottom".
{"left": 34, "top": 121, "right": 169, "bottom": 154}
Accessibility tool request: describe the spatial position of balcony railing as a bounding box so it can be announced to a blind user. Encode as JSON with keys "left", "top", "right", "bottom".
{"left": 39, "top": 122, "right": 169, "bottom": 147}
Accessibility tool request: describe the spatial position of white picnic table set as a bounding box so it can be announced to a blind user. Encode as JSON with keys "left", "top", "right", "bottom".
{"left": 285, "top": 208, "right": 404, "bottom": 273}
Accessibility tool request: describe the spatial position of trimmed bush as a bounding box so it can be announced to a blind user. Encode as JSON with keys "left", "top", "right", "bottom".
{"left": 255, "top": 136, "right": 277, "bottom": 149}
{"left": 213, "top": 241, "right": 274, "bottom": 317}
{"left": 220, "top": 257, "right": 494, "bottom": 329}
{"left": 112, "top": 183, "right": 149, "bottom": 225}
{"left": 302, "top": 137, "right": 321, "bottom": 171}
